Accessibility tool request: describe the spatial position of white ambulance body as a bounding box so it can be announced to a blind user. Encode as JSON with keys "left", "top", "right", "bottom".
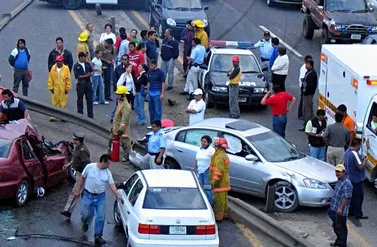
{"left": 318, "top": 44, "right": 377, "bottom": 186}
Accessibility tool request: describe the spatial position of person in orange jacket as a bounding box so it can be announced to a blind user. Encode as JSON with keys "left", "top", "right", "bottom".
{"left": 47, "top": 55, "right": 71, "bottom": 122}
{"left": 192, "top": 20, "right": 208, "bottom": 49}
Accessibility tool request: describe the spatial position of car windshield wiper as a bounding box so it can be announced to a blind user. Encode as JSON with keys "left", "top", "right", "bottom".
{"left": 351, "top": 9, "right": 369, "bottom": 13}
{"left": 283, "top": 156, "right": 300, "bottom": 162}
{"left": 211, "top": 70, "right": 227, "bottom": 73}
{"left": 329, "top": 9, "right": 351, "bottom": 12}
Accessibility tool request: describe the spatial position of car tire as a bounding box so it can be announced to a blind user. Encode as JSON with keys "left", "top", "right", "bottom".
{"left": 302, "top": 16, "right": 315, "bottom": 40}
{"left": 322, "top": 27, "right": 330, "bottom": 44}
{"left": 14, "top": 180, "right": 29, "bottom": 207}
{"left": 266, "top": 0, "right": 275, "bottom": 7}
{"left": 67, "top": 165, "right": 76, "bottom": 184}
{"left": 113, "top": 200, "right": 124, "bottom": 232}
{"left": 62, "top": 0, "right": 83, "bottom": 10}
{"left": 204, "top": 90, "right": 214, "bottom": 108}
{"left": 273, "top": 181, "right": 299, "bottom": 213}
{"left": 164, "top": 158, "right": 181, "bottom": 169}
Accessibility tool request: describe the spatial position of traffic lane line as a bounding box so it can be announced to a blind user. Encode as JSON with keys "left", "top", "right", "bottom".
{"left": 235, "top": 222, "right": 264, "bottom": 247}
{"left": 348, "top": 223, "right": 372, "bottom": 247}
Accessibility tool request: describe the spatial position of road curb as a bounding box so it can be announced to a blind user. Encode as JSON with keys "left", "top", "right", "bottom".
{"left": 228, "top": 196, "right": 316, "bottom": 247}
{"left": 0, "top": 0, "right": 33, "bottom": 31}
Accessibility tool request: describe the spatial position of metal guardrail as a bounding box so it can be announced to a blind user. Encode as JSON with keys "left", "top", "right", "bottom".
{"left": 228, "top": 196, "right": 315, "bottom": 247}
{"left": 19, "top": 96, "right": 109, "bottom": 139}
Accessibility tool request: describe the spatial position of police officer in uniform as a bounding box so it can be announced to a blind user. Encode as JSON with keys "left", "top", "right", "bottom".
{"left": 111, "top": 86, "right": 132, "bottom": 162}
{"left": 253, "top": 31, "right": 274, "bottom": 82}
{"left": 60, "top": 132, "right": 90, "bottom": 218}
{"left": 147, "top": 120, "right": 166, "bottom": 169}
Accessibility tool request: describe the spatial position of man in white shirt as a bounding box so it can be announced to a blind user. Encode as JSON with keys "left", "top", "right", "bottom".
{"left": 186, "top": 88, "right": 206, "bottom": 125}
{"left": 298, "top": 55, "right": 312, "bottom": 119}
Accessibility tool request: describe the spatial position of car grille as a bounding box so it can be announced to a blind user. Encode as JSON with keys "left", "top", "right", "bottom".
{"left": 346, "top": 25, "right": 367, "bottom": 33}
{"left": 329, "top": 182, "right": 337, "bottom": 190}
{"left": 175, "top": 20, "right": 187, "bottom": 28}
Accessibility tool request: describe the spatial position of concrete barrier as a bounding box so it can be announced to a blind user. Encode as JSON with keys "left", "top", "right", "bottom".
{"left": 0, "top": 0, "right": 34, "bottom": 31}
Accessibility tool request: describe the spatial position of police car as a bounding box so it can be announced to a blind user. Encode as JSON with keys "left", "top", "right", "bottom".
{"left": 198, "top": 41, "right": 269, "bottom": 108}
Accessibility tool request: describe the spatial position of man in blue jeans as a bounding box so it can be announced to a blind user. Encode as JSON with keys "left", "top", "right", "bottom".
{"left": 74, "top": 154, "right": 122, "bottom": 245}
{"left": 147, "top": 59, "right": 165, "bottom": 125}
{"left": 261, "top": 84, "right": 296, "bottom": 138}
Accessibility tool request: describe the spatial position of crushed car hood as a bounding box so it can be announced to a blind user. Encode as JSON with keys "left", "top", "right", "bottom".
{"left": 327, "top": 12, "right": 377, "bottom": 25}
{"left": 210, "top": 72, "right": 266, "bottom": 88}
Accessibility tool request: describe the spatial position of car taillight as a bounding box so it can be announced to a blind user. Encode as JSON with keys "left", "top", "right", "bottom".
{"left": 138, "top": 223, "right": 161, "bottom": 234}
{"left": 195, "top": 225, "right": 216, "bottom": 235}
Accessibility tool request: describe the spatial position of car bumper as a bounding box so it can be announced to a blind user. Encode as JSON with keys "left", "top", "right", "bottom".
{"left": 296, "top": 186, "right": 333, "bottom": 207}
{"left": 129, "top": 232, "right": 219, "bottom": 247}
{"left": 0, "top": 181, "right": 19, "bottom": 198}
{"left": 208, "top": 90, "right": 266, "bottom": 106}
{"left": 129, "top": 144, "right": 150, "bottom": 170}
{"left": 329, "top": 31, "right": 369, "bottom": 43}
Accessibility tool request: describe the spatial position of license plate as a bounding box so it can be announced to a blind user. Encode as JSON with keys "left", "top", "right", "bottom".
{"left": 351, "top": 34, "right": 361, "bottom": 40}
{"left": 238, "top": 98, "right": 247, "bottom": 103}
{"left": 169, "top": 226, "right": 187, "bottom": 235}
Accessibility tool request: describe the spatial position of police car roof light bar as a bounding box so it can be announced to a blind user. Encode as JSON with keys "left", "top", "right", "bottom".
{"left": 209, "top": 40, "right": 254, "bottom": 49}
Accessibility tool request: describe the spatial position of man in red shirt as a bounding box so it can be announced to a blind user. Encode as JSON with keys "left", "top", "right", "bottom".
{"left": 128, "top": 42, "right": 145, "bottom": 77}
{"left": 261, "top": 84, "right": 296, "bottom": 138}
{"left": 114, "top": 27, "right": 126, "bottom": 57}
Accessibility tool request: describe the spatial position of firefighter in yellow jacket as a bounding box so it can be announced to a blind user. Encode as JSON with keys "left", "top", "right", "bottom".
{"left": 47, "top": 55, "right": 71, "bottom": 121}
{"left": 77, "top": 31, "right": 90, "bottom": 62}
{"left": 192, "top": 20, "right": 208, "bottom": 49}
{"left": 210, "top": 137, "right": 230, "bottom": 221}
{"left": 112, "top": 86, "right": 132, "bottom": 162}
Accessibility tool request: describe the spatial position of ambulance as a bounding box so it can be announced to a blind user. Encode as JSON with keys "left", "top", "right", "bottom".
{"left": 318, "top": 44, "right": 377, "bottom": 188}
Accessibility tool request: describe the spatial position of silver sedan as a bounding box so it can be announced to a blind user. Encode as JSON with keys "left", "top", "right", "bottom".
{"left": 130, "top": 118, "right": 337, "bottom": 213}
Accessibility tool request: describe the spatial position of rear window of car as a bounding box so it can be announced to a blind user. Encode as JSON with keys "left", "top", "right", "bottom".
{"left": 0, "top": 139, "right": 12, "bottom": 158}
{"left": 143, "top": 187, "right": 207, "bottom": 210}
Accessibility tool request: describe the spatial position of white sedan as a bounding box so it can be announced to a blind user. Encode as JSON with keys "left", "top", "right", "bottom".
{"left": 113, "top": 170, "right": 219, "bottom": 247}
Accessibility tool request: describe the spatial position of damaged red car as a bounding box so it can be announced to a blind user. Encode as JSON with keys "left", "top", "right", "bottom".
{"left": 0, "top": 119, "right": 73, "bottom": 206}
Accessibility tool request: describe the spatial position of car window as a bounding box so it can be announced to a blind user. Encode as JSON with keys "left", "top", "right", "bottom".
{"left": 124, "top": 173, "right": 139, "bottom": 196}
{"left": 366, "top": 102, "right": 377, "bottom": 134}
{"left": 162, "top": 0, "right": 202, "bottom": 9}
{"left": 184, "top": 129, "right": 219, "bottom": 146}
{"left": 175, "top": 130, "right": 186, "bottom": 142}
{"left": 326, "top": 0, "right": 369, "bottom": 12}
{"left": 143, "top": 187, "right": 207, "bottom": 210}
{"left": 210, "top": 54, "right": 260, "bottom": 73}
{"left": 223, "top": 134, "right": 253, "bottom": 157}
{"left": 0, "top": 139, "right": 12, "bottom": 158}
{"left": 22, "top": 141, "right": 35, "bottom": 160}
{"left": 128, "top": 179, "right": 143, "bottom": 207}
{"left": 246, "top": 131, "right": 302, "bottom": 162}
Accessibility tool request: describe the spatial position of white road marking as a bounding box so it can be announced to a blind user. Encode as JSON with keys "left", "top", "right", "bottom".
{"left": 259, "top": 25, "right": 303, "bottom": 58}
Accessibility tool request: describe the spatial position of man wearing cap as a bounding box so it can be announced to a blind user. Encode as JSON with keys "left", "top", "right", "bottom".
{"left": 227, "top": 56, "right": 242, "bottom": 119}
{"left": 74, "top": 52, "right": 93, "bottom": 118}
{"left": 84, "top": 23, "right": 95, "bottom": 59}
{"left": 186, "top": 88, "right": 206, "bottom": 125}
{"left": 328, "top": 164, "right": 352, "bottom": 247}
{"left": 77, "top": 31, "right": 90, "bottom": 62}
{"left": 192, "top": 20, "right": 208, "bottom": 49}
{"left": 112, "top": 86, "right": 132, "bottom": 162}
{"left": 48, "top": 37, "right": 74, "bottom": 72}
{"left": 47, "top": 55, "right": 71, "bottom": 122}
{"left": 60, "top": 132, "right": 90, "bottom": 218}
{"left": 253, "top": 31, "right": 274, "bottom": 69}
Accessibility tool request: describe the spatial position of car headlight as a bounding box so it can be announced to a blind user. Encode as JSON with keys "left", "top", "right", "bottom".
{"left": 203, "top": 19, "right": 208, "bottom": 26}
{"left": 166, "top": 18, "right": 176, "bottom": 26}
{"left": 211, "top": 86, "right": 227, "bottom": 92}
{"left": 303, "top": 178, "right": 327, "bottom": 189}
{"left": 333, "top": 25, "right": 342, "bottom": 31}
{"left": 253, "top": 88, "right": 267, "bottom": 93}
{"left": 371, "top": 26, "right": 377, "bottom": 32}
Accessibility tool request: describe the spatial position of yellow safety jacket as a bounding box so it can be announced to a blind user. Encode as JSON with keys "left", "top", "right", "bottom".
{"left": 76, "top": 42, "right": 90, "bottom": 62}
{"left": 47, "top": 64, "right": 71, "bottom": 108}
{"left": 195, "top": 29, "right": 209, "bottom": 49}
{"left": 210, "top": 149, "right": 230, "bottom": 192}
{"left": 113, "top": 98, "right": 131, "bottom": 139}
{"left": 229, "top": 66, "right": 242, "bottom": 85}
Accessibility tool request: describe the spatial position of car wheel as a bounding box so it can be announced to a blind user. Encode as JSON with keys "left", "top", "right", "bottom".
{"left": 113, "top": 200, "right": 124, "bottom": 232}
{"left": 302, "top": 16, "right": 315, "bottom": 40}
{"left": 158, "top": 23, "right": 164, "bottom": 38}
{"left": 67, "top": 165, "right": 76, "bottom": 184}
{"left": 322, "top": 27, "right": 330, "bottom": 44}
{"left": 14, "top": 180, "right": 29, "bottom": 207}
{"left": 204, "top": 90, "right": 214, "bottom": 108}
{"left": 266, "top": 0, "right": 275, "bottom": 7}
{"left": 62, "top": 0, "right": 83, "bottom": 10}
{"left": 164, "top": 158, "right": 181, "bottom": 169}
{"left": 274, "top": 181, "right": 299, "bottom": 213}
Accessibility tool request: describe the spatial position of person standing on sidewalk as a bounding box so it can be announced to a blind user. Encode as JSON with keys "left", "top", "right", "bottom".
{"left": 48, "top": 37, "right": 74, "bottom": 72}
{"left": 305, "top": 109, "right": 327, "bottom": 161}
{"left": 227, "top": 56, "right": 242, "bottom": 119}
{"left": 84, "top": 23, "right": 95, "bottom": 59}
{"left": 116, "top": 32, "right": 129, "bottom": 66}
{"left": 112, "top": 86, "right": 132, "bottom": 162}
{"left": 8, "top": 39, "right": 31, "bottom": 96}
{"left": 300, "top": 59, "right": 318, "bottom": 131}
{"left": 47, "top": 55, "right": 71, "bottom": 122}
{"left": 253, "top": 31, "right": 273, "bottom": 69}
{"left": 328, "top": 164, "right": 352, "bottom": 247}
{"left": 60, "top": 132, "right": 90, "bottom": 218}
{"left": 128, "top": 42, "right": 145, "bottom": 78}
{"left": 337, "top": 104, "right": 355, "bottom": 150}
{"left": 161, "top": 29, "right": 179, "bottom": 91}
{"left": 111, "top": 54, "right": 129, "bottom": 123}
{"left": 261, "top": 84, "right": 295, "bottom": 138}
{"left": 181, "top": 20, "right": 195, "bottom": 76}
{"left": 298, "top": 55, "right": 312, "bottom": 120}
{"left": 91, "top": 50, "right": 108, "bottom": 105}
{"left": 186, "top": 88, "right": 206, "bottom": 125}
{"left": 145, "top": 31, "right": 158, "bottom": 65}
{"left": 271, "top": 46, "right": 289, "bottom": 91}
{"left": 147, "top": 59, "right": 165, "bottom": 124}
{"left": 134, "top": 64, "right": 149, "bottom": 125}
{"left": 322, "top": 112, "right": 350, "bottom": 165}
{"left": 74, "top": 154, "right": 122, "bottom": 245}
{"left": 344, "top": 139, "right": 368, "bottom": 220}
{"left": 96, "top": 38, "right": 114, "bottom": 102}
{"left": 147, "top": 120, "right": 166, "bottom": 169}
{"left": 76, "top": 32, "right": 91, "bottom": 62}
{"left": 74, "top": 52, "right": 93, "bottom": 118}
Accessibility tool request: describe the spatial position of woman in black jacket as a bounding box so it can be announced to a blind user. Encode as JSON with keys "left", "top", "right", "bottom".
{"left": 134, "top": 64, "right": 149, "bottom": 125}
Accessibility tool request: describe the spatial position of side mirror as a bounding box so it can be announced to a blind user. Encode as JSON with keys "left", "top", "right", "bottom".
{"left": 261, "top": 64, "right": 268, "bottom": 72}
{"left": 245, "top": 154, "right": 258, "bottom": 161}
{"left": 318, "top": 6, "right": 323, "bottom": 11}
{"left": 204, "top": 6, "right": 209, "bottom": 10}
